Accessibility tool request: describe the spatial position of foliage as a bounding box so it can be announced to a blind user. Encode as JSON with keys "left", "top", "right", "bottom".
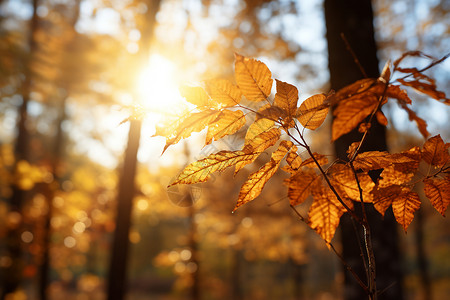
{"left": 155, "top": 51, "right": 450, "bottom": 246}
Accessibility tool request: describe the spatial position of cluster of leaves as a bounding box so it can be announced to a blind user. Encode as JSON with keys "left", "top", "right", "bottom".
{"left": 155, "top": 52, "right": 450, "bottom": 244}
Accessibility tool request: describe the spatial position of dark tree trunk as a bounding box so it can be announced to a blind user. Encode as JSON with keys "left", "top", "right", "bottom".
{"left": 106, "top": 1, "right": 161, "bottom": 299}
{"left": 324, "top": 0, "right": 404, "bottom": 299}
{"left": 0, "top": 1, "right": 39, "bottom": 298}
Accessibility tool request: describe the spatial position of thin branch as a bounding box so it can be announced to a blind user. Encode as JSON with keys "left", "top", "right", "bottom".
{"left": 341, "top": 33, "right": 368, "bottom": 78}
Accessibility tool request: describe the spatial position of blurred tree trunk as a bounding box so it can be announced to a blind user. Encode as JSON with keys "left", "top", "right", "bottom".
{"left": 0, "top": 0, "right": 39, "bottom": 298}
{"left": 414, "top": 208, "right": 432, "bottom": 300}
{"left": 39, "top": 3, "right": 82, "bottom": 300}
{"left": 324, "top": 0, "right": 404, "bottom": 299}
{"left": 106, "top": 1, "right": 161, "bottom": 300}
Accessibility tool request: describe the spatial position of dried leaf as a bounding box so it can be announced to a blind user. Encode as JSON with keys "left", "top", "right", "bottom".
{"left": 296, "top": 94, "right": 329, "bottom": 130}
{"left": 375, "top": 111, "right": 388, "bottom": 126}
{"left": 392, "top": 191, "right": 421, "bottom": 232}
{"left": 422, "top": 135, "right": 450, "bottom": 167}
{"left": 206, "top": 110, "right": 246, "bottom": 145}
{"left": 332, "top": 95, "right": 378, "bottom": 141}
{"left": 281, "top": 145, "right": 302, "bottom": 174}
{"left": 169, "top": 150, "right": 261, "bottom": 186}
{"left": 332, "top": 78, "right": 377, "bottom": 104}
{"left": 328, "top": 164, "right": 374, "bottom": 203}
{"left": 353, "top": 151, "right": 415, "bottom": 171}
{"left": 235, "top": 53, "right": 273, "bottom": 101}
{"left": 286, "top": 168, "right": 320, "bottom": 206}
{"left": 398, "top": 79, "right": 449, "bottom": 104}
{"left": 423, "top": 177, "right": 450, "bottom": 216}
{"left": 234, "top": 141, "right": 292, "bottom": 211}
{"left": 300, "top": 153, "right": 328, "bottom": 168}
{"left": 309, "top": 185, "right": 345, "bottom": 244}
{"left": 372, "top": 185, "right": 404, "bottom": 216}
{"left": 274, "top": 80, "right": 298, "bottom": 127}
{"left": 206, "top": 79, "right": 242, "bottom": 107}
{"left": 396, "top": 100, "right": 429, "bottom": 138}
{"left": 379, "top": 60, "right": 391, "bottom": 83}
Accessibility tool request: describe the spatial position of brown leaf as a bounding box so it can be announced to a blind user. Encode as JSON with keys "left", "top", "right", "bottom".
{"left": 206, "top": 79, "right": 242, "bottom": 107}
{"left": 386, "top": 85, "right": 412, "bottom": 104}
{"left": 235, "top": 53, "right": 273, "bottom": 102}
{"left": 372, "top": 185, "right": 404, "bottom": 216}
{"left": 308, "top": 185, "right": 346, "bottom": 244}
{"left": 396, "top": 100, "right": 429, "bottom": 138}
{"left": 281, "top": 145, "right": 302, "bottom": 174}
{"left": 206, "top": 110, "right": 246, "bottom": 145}
{"left": 169, "top": 150, "right": 261, "bottom": 186}
{"left": 392, "top": 191, "right": 421, "bottom": 232}
{"left": 332, "top": 78, "right": 377, "bottom": 104}
{"left": 328, "top": 164, "right": 374, "bottom": 203}
{"left": 300, "top": 153, "right": 328, "bottom": 168}
{"left": 244, "top": 118, "right": 275, "bottom": 142}
{"left": 332, "top": 95, "right": 378, "bottom": 141}
{"left": 375, "top": 111, "right": 388, "bottom": 126}
{"left": 423, "top": 177, "right": 450, "bottom": 216}
{"left": 422, "top": 135, "right": 450, "bottom": 167}
{"left": 353, "top": 150, "right": 414, "bottom": 171}
{"left": 398, "top": 79, "right": 449, "bottom": 104}
{"left": 274, "top": 80, "right": 298, "bottom": 127}
{"left": 234, "top": 141, "right": 292, "bottom": 211}
{"left": 286, "top": 168, "right": 320, "bottom": 206}
{"left": 296, "top": 94, "right": 329, "bottom": 130}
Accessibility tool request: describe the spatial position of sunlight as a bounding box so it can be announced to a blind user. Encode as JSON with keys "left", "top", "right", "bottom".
{"left": 136, "top": 54, "right": 184, "bottom": 116}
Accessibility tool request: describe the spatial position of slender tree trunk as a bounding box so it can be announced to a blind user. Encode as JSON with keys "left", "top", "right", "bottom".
{"left": 324, "top": 0, "right": 403, "bottom": 299}
{"left": 0, "top": 1, "right": 39, "bottom": 298}
{"left": 106, "top": 2, "right": 161, "bottom": 299}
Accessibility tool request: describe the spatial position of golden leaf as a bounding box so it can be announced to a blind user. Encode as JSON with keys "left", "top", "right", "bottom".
{"left": 422, "top": 135, "right": 450, "bottom": 167}
{"left": 308, "top": 185, "right": 345, "bottom": 244}
{"left": 332, "top": 78, "right": 377, "bottom": 104}
{"left": 281, "top": 145, "right": 302, "bottom": 174}
{"left": 372, "top": 185, "right": 404, "bottom": 216}
{"left": 274, "top": 79, "right": 298, "bottom": 127}
{"left": 206, "top": 110, "right": 246, "bottom": 145}
{"left": 234, "top": 53, "right": 273, "bottom": 102}
{"left": 375, "top": 111, "right": 388, "bottom": 126}
{"left": 286, "top": 168, "right": 320, "bottom": 206}
{"left": 162, "top": 109, "right": 221, "bottom": 153}
{"left": 332, "top": 95, "right": 378, "bottom": 141}
{"left": 328, "top": 164, "right": 374, "bottom": 203}
{"left": 179, "top": 86, "right": 210, "bottom": 108}
{"left": 353, "top": 151, "right": 413, "bottom": 171}
{"left": 392, "top": 191, "right": 421, "bottom": 232}
{"left": 206, "top": 79, "right": 242, "bottom": 107}
{"left": 234, "top": 141, "right": 292, "bottom": 211}
{"left": 300, "top": 153, "right": 328, "bottom": 168}
{"left": 236, "top": 128, "right": 281, "bottom": 174}
{"left": 169, "top": 150, "right": 261, "bottom": 186}
{"left": 423, "top": 177, "right": 450, "bottom": 216}
{"left": 244, "top": 118, "right": 275, "bottom": 142}
{"left": 296, "top": 94, "right": 329, "bottom": 130}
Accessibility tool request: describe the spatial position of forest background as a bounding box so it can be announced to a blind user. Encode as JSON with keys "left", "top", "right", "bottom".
{"left": 0, "top": 0, "right": 449, "bottom": 300}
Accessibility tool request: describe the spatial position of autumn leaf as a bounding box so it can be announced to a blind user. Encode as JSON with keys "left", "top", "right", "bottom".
{"left": 179, "top": 86, "right": 211, "bottom": 108}
{"left": 206, "top": 110, "right": 246, "bottom": 145}
{"left": 308, "top": 185, "right": 346, "bottom": 244}
{"left": 353, "top": 150, "right": 414, "bottom": 171}
{"left": 244, "top": 118, "right": 275, "bottom": 142}
{"left": 234, "top": 141, "right": 292, "bottom": 211}
{"left": 300, "top": 153, "right": 328, "bottom": 168}
{"left": 392, "top": 191, "right": 421, "bottom": 232}
{"left": 206, "top": 79, "right": 242, "bottom": 107}
{"left": 396, "top": 99, "right": 429, "bottom": 138}
{"left": 169, "top": 150, "right": 261, "bottom": 186}
{"left": 398, "top": 78, "right": 449, "bottom": 104}
{"left": 162, "top": 109, "right": 221, "bottom": 153}
{"left": 235, "top": 53, "right": 273, "bottom": 101}
{"left": 375, "top": 111, "right": 388, "bottom": 126}
{"left": 423, "top": 177, "right": 450, "bottom": 216}
{"left": 286, "top": 168, "right": 320, "bottom": 206}
{"left": 332, "top": 94, "right": 378, "bottom": 141}
{"left": 282, "top": 145, "right": 302, "bottom": 174}
{"left": 274, "top": 80, "right": 298, "bottom": 127}
{"left": 372, "top": 185, "right": 404, "bottom": 216}
{"left": 235, "top": 128, "right": 281, "bottom": 174}
{"left": 421, "top": 135, "right": 450, "bottom": 167}
{"left": 296, "top": 94, "right": 329, "bottom": 130}
{"left": 328, "top": 164, "right": 374, "bottom": 203}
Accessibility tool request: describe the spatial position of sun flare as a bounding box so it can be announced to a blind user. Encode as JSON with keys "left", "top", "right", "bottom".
{"left": 136, "top": 54, "right": 184, "bottom": 115}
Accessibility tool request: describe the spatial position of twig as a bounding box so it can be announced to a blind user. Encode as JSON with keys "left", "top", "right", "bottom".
{"left": 341, "top": 33, "right": 368, "bottom": 78}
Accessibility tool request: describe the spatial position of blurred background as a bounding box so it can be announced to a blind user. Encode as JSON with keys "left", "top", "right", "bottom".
{"left": 0, "top": 0, "right": 449, "bottom": 299}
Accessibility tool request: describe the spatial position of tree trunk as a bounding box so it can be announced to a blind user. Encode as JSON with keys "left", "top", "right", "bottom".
{"left": 106, "top": 1, "right": 161, "bottom": 299}
{"left": 0, "top": 0, "right": 39, "bottom": 298}
{"left": 324, "top": 0, "right": 404, "bottom": 299}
